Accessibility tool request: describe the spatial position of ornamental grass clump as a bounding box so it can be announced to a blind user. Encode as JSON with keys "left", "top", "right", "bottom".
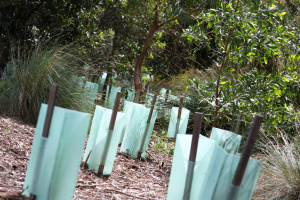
{"left": 253, "top": 131, "right": 300, "bottom": 200}
{"left": 0, "top": 43, "right": 91, "bottom": 123}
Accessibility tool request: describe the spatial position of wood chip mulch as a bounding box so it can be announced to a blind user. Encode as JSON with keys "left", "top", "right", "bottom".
{"left": 0, "top": 115, "right": 174, "bottom": 199}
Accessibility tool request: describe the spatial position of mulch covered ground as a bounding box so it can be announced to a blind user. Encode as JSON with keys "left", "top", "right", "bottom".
{"left": 0, "top": 115, "right": 174, "bottom": 199}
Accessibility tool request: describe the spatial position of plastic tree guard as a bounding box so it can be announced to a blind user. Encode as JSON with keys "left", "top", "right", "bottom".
{"left": 131, "top": 109, "right": 158, "bottom": 158}
{"left": 83, "top": 105, "right": 125, "bottom": 175}
{"left": 167, "top": 135, "right": 226, "bottom": 200}
{"left": 98, "top": 72, "right": 107, "bottom": 92}
{"left": 167, "top": 134, "right": 262, "bottom": 200}
{"left": 126, "top": 88, "right": 135, "bottom": 102}
{"left": 120, "top": 102, "right": 157, "bottom": 157}
{"left": 105, "top": 86, "right": 121, "bottom": 109}
{"left": 167, "top": 107, "right": 190, "bottom": 138}
{"left": 22, "top": 104, "right": 91, "bottom": 200}
{"left": 210, "top": 127, "right": 242, "bottom": 154}
{"left": 84, "top": 81, "right": 99, "bottom": 110}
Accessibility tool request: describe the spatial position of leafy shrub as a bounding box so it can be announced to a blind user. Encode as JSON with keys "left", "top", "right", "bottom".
{"left": 177, "top": 68, "right": 300, "bottom": 138}
{"left": 0, "top": 43, "right": 92, "bottom": 123}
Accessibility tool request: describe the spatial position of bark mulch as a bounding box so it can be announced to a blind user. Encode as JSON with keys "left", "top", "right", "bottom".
{"left": 0, "top": 115, "right": 175, "bottom": 199}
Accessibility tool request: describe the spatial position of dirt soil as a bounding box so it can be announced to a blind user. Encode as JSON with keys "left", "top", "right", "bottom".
{"left": 0, "top": 115, "right": 174, "bottom": 200}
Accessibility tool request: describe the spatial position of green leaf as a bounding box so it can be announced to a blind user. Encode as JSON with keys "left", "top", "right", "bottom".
{"left": 264, "top": 57, "right": 268, "bottom": 64}
{"left": 281, "top": 77, "right": 289, "bottom": 82}
{"left": 226, "top": 3, "right": 232, "bottom": 9}
{"left": 279, "top": 12, "right": 286, "bottom": 16}
{"left": 220, "top": 82, "right": 227, "bottom": 84}
{"left": 238, "top": 59, "right": 243, "bottom": 65}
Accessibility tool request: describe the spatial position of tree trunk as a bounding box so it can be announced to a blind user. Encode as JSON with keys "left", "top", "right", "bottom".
{"left": 133, "top": 19, "right": 159, "bottom": 101}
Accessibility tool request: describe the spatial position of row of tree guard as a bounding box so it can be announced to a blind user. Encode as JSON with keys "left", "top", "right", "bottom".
{"left": 22, "top": 83, "right": 262, "bottom": 200}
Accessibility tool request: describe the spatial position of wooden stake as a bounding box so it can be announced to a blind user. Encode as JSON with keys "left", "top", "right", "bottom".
{"left": 175, "top": 97, "right": 184, "bottom": 138}
{"left": 165, "top": 87, "right": 170, "bottom": 103}
{"left": 30, "top": 84, "right": 58, "bottom": 199}
{"left": 183, "top": 112, "right": 203, "bottom": 200}
{"left": 98, "top": 92, "right": 122, "bottom": 174}
{"left": 42, "top": 84, "right": 58, "bottom": 138}
{"left": 189, "top": 113, "right": 203, "bottom": 162}
{"left": 137, "top": 93, "right": 158, "bottom": 159}
{"left": 232, "top": 114, "right": 263, "bottom": 186}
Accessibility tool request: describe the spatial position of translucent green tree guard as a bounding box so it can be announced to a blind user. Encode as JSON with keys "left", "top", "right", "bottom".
{"left": 118, "top": 100, "right": 138, "bottom": 144}
{"left": 167, "top": 107, "right": 190, "bottom": 138}
{"left": 167, "top": 134, "right": 262, "bottom": 200}
{"left": 105, "top": 86, "right": 121, "bottom": 109}
{"left": 22, "top": 104, "right": 91, "bottom": 200}
{"left": 167, "top": 135, "right": 226, "bottom": 200}
{"left": 73, "top": 76, "right": 85, "bottom": 87}
{"left": 84, "top": 81, "right": 99, "bottom": 110}
{"left": 200, "top": 154, "right": 262, "bottom": 200}
{"left": 210, "top": 127, "right": 242, "bottom": 154}
{"left": 83, "top": 105, "right": 125, "bottom": 175}
{"left": 98, "top": 72, "right": 107, "bottom": 92}
{"left": 120, "top": 102, "right": 157, "bottom": 157}
{"left": 131, "top": 109, "right": 158, "bottom": 158}
{"left": 126, "top": 88, "right": 135, "bottom": 102}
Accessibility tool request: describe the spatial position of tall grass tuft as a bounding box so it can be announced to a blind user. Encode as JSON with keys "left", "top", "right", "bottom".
{"left": 253, "top": 131, "right": 300, "bottom": 199}
{"left": 0, "top": 42, "right": 92, "bottom": 123}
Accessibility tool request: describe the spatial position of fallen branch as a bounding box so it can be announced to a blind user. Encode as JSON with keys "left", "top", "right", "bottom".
{"left": 103, "top": 188, "right": 147, "bottom": 199}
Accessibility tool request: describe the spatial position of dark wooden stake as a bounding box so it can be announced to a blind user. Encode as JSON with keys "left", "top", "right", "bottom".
{"left": 30, "top": 84, "right": 58, "bottom": 200}
{"left": 82, "top": 150, "right": 92, "bottom": 167}
{"left": 137, "top": 93, "right": 158, "bottom": 159}
{"left": 98, "top": 91, "right": 122, "bottom": 174}
{"left": 175, "top": 97, "right": 184, "bottom": 138}
{"left": 188, "top": 113, "right": 203, "bottom": 162}
{"left": 42, "top": 84, "right": 58, "bottom": 138}
{"left": 165, "top": 87, "right": 170, "bottom": 103}
{"left": 232, "top": 114, "right": 263, "bottom": 186}
{"left": 183, "top": 113, "right": 203, "bottom": 200}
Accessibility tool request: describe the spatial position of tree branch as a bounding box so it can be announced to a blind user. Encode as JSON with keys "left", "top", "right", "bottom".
{"left": 213, "top": 0, "right": 240, "bottom": 122}
{"left": 158, "top": 1, "right": 207, "bottom": 28}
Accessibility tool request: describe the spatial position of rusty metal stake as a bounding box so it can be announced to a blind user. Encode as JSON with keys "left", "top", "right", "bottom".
{"left": 183, "top": 113, "right": 203, "bottom": 200}
{"left": 98, "top": 91, "right": 122, "bottom": 174}
{"left": 137, "top": 93, "right": 158, "bottom": 159}
{"left": 30, "top": 84, "right": 58, "bottom": 199}
{"left": 175, "top": 97, "right": 184, "bottom": 138}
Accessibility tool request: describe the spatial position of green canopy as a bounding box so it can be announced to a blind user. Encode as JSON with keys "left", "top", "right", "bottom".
{"left": 22, "top": 104, "right": 91, "bottom": 200}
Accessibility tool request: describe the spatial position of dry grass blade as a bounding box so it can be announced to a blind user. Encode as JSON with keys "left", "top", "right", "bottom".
{"left": 254, "top": 131, "right": 300, "bottom": 200}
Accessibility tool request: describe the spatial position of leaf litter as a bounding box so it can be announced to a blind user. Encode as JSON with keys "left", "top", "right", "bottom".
{"left": 0, "top": 115, "right": 174, "bottom": 199}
